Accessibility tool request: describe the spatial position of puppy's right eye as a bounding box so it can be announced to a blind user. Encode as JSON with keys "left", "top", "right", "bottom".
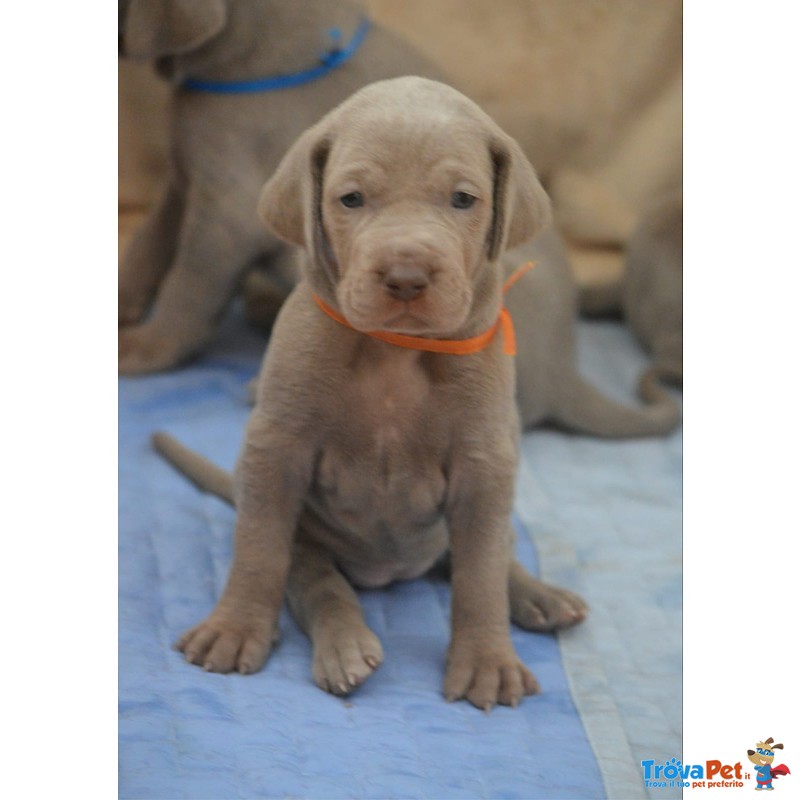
{"left": 340, "top": 192, "right": 364, "bottom": 208}
{"left": 451, "top": 191, "right": 477, "bottom": 209}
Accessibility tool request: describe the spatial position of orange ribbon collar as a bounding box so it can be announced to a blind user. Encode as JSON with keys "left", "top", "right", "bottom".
{"left": 313, "top": 261, "right": 535, "bottom": 356}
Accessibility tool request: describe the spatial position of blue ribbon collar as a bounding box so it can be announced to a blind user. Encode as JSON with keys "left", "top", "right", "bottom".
{"left": 183, "top": 16, "right": 371, "bottom": 94}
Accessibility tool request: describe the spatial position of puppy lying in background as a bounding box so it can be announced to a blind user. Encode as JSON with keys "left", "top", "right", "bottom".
{"left": 155, "top": 77, "right": 587, "bottom": 710}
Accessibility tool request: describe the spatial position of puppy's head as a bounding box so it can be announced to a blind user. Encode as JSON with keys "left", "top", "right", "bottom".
{"left": 260, "top": 77, "right": 551, "bottom": 336}
{"left": 119, "top": 0, "right": 227, "bottom": 68}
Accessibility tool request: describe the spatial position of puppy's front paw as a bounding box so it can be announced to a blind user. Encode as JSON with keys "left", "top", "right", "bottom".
{"left": 312, "top": 623, "right": 384, "bottom": 696}
{"left": 444, "top": 640, "right": 539, "bottom": 711}
{"left": 176, "top": 614, "right": 279, "bottom": 675}
{"left": 119, "top": 323, "right": 186, "bottom": 375}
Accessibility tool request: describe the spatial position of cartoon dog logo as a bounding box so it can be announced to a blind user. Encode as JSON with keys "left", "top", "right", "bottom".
{"left": 747, "top": 738, "right": 791, "bottom": 791}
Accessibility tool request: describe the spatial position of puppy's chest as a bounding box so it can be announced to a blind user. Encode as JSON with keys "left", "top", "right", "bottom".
{"left": 313, "top": 359, "right": 449, "bottom": 526}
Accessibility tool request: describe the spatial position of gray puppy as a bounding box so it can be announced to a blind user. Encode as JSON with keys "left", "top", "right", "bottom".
{"left": 157, "top": 78, "right": 591, "bottom": 710}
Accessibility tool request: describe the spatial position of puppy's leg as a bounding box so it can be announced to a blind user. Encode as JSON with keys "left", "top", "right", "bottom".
{"left": 445, "top": 477, "right": 539, "bottom": 710}
{"left": 118, "top": 183, "right": 183, "bottom": 326}
{"left": 119, "top": 184, "right": 262, "bottom": 374}
{"left": 176, "top": 415, "right": 312, "bottom": 675}
{"left": 508, "top": 560, "right": 588, "bottom": 631}
{"left": 429, "top": 553, "right": 587, "bottom": 631}
{"left": 176, "top": 503, "right": 287, "bottom": 675}
{"left": 287, "top": 532, "right": 383, "bottom": 696}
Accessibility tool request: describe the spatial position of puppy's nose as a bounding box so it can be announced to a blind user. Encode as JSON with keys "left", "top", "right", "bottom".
{"left": 384, "top": 264, "right": 429, "bottom": 302}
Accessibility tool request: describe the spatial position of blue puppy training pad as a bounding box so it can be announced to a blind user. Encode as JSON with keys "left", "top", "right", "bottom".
{"left": 119, "top": 311, "right": 681, "bottom": 800}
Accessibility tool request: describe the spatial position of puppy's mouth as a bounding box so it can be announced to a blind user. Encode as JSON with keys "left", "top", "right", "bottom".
{"left": 372, "top": 304, "right": 444, "bottom": 336}
{"left": 341, "top": 295, "right": 470, "bottom": 338}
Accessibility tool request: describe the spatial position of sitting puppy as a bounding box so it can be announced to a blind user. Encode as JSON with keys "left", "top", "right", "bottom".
{"left": 161, "top": 77, "right": 587, "bottom": 710}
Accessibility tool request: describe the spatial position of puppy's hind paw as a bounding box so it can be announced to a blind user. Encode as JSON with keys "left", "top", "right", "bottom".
{"left": 509, "top": 568, "right": 588, "bottom": 632}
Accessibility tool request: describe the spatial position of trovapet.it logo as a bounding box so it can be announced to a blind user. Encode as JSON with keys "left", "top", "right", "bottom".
{"left": 642, "top": 736, "right": 791, "bottom": 791}
{"left": 641, "top": 758, "right": 746, "bottom": 790}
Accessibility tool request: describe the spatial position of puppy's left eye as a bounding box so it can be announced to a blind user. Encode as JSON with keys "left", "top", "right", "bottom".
{"left": 451, "top": 191, "right": 477, "bottom": 209}
{"left": 340, "top": 191, "right": 364, "bottom": 208}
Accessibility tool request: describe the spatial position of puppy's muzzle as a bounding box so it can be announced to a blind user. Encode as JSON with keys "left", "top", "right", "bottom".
{"left": 383, "top": 263, "right": 430, "bottom": 302}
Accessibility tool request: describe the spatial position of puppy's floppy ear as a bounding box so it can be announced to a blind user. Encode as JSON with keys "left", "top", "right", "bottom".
{"left": 259, "top": 123, "right": 334, "bottom": 256}
{"left": 125, "top": 0, "right": 227, "bottom": 59}
{"left": 259, "top": 125, "right": 322, "bottom": 247}
{"left": 486, "top": 134, "right": 552, "bottom": 260}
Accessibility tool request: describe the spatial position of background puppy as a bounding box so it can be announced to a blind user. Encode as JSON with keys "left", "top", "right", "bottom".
{"left": 623, "top": 186, "right": 683, "bottom": 386}
{"left": 118, "top": 0, "right": 441, "bottom": 374}
{"left": 578, "top": 185, "right": 682, "bottom": 387}
{"left": 162, "top": 77, "right": 587, "bottom": 710}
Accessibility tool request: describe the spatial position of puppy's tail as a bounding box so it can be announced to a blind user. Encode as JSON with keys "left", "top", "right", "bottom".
{"left": 151, "top": 432, "right": 235, "bottom": 505}
{"left": 550, "top": 371, "right": 680, "bottom": 438}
